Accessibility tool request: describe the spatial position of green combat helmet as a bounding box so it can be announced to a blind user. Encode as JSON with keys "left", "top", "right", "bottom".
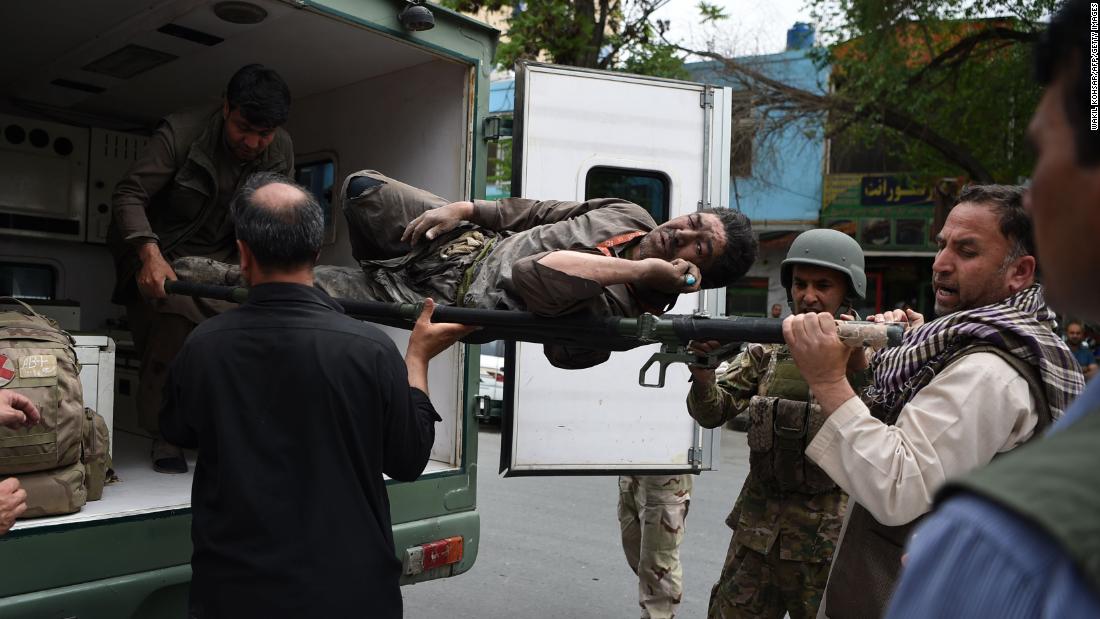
{"left": 780, "top": 229, "right": 867, "bottom": 312}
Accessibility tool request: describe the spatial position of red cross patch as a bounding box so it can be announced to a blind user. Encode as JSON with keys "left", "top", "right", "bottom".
{"left": 0, "top": 354, "right": 14, "bottom": 387}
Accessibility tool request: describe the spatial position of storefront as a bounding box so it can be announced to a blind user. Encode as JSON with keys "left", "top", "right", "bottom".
{"left": 822, "top": 174, "right": 940, "bottom": 316}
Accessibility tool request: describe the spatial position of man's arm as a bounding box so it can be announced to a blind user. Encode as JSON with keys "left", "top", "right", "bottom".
{"left": 402, "top": 197, "right": 653, "bottom": 245}
{"left": 111, "top": 122, "right": 180, "bottom": 299}
{"left": 403, "top": 299, "right": 474, "bottom": 393}
{"left": 803, "top": 354, "right": 1035, "bottom": 525}
{"left": 507, "top": 253, "right": 694, "bottom": 318}
{"left": 686, "top": 344, "right": 770, "bottom": 429}
{"left": 472, "top": 197, "right": 648, "bottom": 232}
{"left": 533, "top": 252, "right": 700, "bottom": 293}
{"left": 383, "top": 300, "right": 473, "bottom": 481}
{"left": 111, "top": 122, "right": 177, "bottom": 245}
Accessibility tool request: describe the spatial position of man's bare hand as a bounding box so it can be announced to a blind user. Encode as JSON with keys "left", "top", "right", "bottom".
{"left": 0, "top": 477, "right": 27, "bottom": 535}
{"left": 783, "top": 312, "right": 856, "bottom": 414}
{"left": 686, "top": 339, "right": 722, "bottom": 383}
{"left": 640, "top": 258, "right": 702, "bottom": 294}
{"left": 401, "top": 201, "right": 474, "bottom": 246}
{"left": 405, "top": 299, "right": 477, "bottom": 393}
{"left": 0, "top": 390, "right": 40, "bottom": 428}
{"left": 136, "top": 243, "right": 177, "bottom": 300}
{"left": 868, "top": 308, "right": 924, "bottom": 331}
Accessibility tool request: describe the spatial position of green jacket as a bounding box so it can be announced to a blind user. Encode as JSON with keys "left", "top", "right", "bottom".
{"left": 107, "top": 106, "right": 294, "bottom": 303}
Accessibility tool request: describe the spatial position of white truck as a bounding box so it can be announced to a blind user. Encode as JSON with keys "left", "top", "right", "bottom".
{"left": 0, "top": 1, "right": 734, "bottom": 615}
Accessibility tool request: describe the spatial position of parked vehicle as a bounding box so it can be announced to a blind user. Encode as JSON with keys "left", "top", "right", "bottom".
{"left": 0, "top": 1, "right": 733, "bottom": 615}
{"left": 477, "top": 350, "right": 504, "bottom": 423}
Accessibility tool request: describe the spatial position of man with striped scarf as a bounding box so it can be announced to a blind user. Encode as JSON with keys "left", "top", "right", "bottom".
{"left": 883, "top": 2, "right": 1100, "bottom": 616}
{"left": 781, "top": 184, "right": 1084, "bottom": 618}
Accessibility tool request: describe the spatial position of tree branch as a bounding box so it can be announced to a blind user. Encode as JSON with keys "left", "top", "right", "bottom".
{"left": 601, "top": 0, "right": 667, "bottom": 69}
{"left": 906, "top": 26, "right": 1039, "bottom": 87}
{"left": 678, "top": 45, "right": 995, "bottom": 182}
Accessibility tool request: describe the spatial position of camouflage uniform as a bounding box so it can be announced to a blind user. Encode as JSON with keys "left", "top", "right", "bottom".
{"left": 618, "top": 474, "right": 692, "bottom": 619}
{"left": 687, "top": 343, "right": 850, "bottom": 619}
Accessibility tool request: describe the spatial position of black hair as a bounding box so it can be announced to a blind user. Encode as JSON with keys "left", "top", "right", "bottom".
{"left": 231, "top": 172, "right": 323, "bottom": 269}
{"left": 955, "top": 184, "right": 1034, "bottom": 262}
{"left": 1035, "top": 0, "right": 1100, "bottom": 166}
{"left": 225, "top": 64, "right": 291, "bottom": 128}
{"left": 698, "top": 207, "right": 758, "bottom": 288}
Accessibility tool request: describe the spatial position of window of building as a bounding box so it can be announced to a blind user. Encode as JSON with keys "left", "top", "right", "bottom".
{"left": 860, "top": 218, "right": 892, "bottom": 247}
{"left": 584, "top": 167, "right": 670, "bottom": 223}
{"left": 0, "top": 262, "right": 56, "bottom": 300}
{"left": 294, "top": 158, "right": 336, "bottom": 243}
{"left": 725, "top": 276, "right": 769, "bottom": 317}
{"left": 895, "top": 219, "right": 927, "bottom": 246}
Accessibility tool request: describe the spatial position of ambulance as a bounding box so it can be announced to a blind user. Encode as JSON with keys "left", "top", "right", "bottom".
{"left": 0, "top": 1, "right": 733, "bottom": 615}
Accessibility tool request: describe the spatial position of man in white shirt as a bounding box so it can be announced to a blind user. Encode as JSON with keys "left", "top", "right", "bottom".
{"left": 781, "top": 184, "right": 1084, "bottom": 618}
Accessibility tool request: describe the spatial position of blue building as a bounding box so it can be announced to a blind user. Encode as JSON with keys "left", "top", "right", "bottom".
{"left": 687, "top": 24, "right": 829, "bottom": 317}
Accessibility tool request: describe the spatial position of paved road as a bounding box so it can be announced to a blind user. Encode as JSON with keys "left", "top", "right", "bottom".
{"left": 404, "top": 425, "right": 752, "bottom": 619}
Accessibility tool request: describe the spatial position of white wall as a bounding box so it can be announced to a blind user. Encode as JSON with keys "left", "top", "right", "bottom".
{"left": 288, "top": 59, "right": 471, "bottom": 268}
{"left": 286, "top": 58, "right": 472, "bottom": 465}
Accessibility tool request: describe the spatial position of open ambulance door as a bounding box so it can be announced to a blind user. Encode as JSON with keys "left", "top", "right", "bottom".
{"left": 500, "top": 62, "right": 733, "bottom": 476}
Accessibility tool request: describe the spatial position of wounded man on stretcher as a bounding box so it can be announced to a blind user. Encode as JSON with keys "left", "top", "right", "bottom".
{"left": 174, "top": 170, "right": 758, "bottom": 369}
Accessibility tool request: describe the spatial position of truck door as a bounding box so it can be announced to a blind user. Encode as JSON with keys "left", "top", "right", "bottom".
{"left": 501, "top": 61, "right": 732, "bottom": 476}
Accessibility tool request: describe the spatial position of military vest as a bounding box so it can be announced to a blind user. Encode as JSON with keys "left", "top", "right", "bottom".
{"left": 745, "top": 347, "right": 837, "bottom": 495}
{"left": 825, "top": 344, "right": 1054, "bottom": 619}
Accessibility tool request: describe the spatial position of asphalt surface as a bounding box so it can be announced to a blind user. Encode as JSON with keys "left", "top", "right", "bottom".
{"left": 403, "top": 425, "right": 752, "bottom": 619}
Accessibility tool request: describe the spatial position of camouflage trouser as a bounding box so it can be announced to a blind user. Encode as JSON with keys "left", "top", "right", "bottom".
{"left": 618, "top": 474, "right": 692, "bottom": 619}
{"left": 707, "top": 536, "right": 831, "bottom": 619}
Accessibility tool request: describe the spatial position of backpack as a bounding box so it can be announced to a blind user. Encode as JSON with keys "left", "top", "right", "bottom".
{"left": 0, "top": 298, "right": 111, "bottom": 516}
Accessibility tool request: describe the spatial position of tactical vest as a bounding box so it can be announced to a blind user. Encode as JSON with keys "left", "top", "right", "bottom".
{"left": 745, "top": 348, "right": 837, "bottom": 495}
{"left": 0, "top": 300, "right": 112, "bottom": 517}
{"left": 825, "top": 344, "right": 1053, "bottom": 619}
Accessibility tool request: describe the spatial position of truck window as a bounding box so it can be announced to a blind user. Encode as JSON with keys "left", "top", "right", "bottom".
{"left": 584, "top": 166, "right": 670, "bottom": 224}
{"left": 294, "top": 158, "right": 337, "bottom": 243}
{"left": 0, "top": 262, "right": 56, "bottom": 300}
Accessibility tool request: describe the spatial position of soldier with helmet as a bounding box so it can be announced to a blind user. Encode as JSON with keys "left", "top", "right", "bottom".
{"left": 685, "top": 228, "right": 867, "bottom": 619}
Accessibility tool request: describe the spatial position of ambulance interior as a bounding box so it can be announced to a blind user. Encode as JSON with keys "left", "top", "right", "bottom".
{"left": 0, "top": 0, "right": 473, "bottom": 530}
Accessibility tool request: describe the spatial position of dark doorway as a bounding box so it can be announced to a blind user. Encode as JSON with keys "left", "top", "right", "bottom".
{"left": 860, "top": 257, "right": 934, "bottom": 317}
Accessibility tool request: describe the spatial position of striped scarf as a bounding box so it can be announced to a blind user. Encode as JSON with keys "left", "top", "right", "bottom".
{"left": 865, "top": 284, "right": 1084, "bottom": 421}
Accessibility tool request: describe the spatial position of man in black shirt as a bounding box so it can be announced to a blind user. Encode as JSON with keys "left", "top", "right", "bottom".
{"left": 160, "top": 172, "right": 470, "bottom": 618}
